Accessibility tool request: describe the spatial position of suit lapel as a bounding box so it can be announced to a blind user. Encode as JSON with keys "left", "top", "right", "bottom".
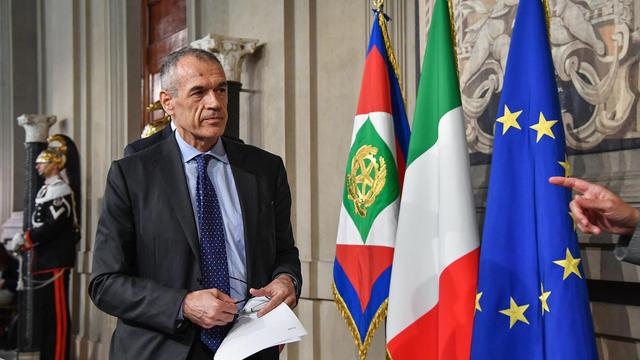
{"left": 154, "top": 134, "right": 201, "bottom": 264}
{"left": 223, "top": 139, "right": 259, "bottom": 288}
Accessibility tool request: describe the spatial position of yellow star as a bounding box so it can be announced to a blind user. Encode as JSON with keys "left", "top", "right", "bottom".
{"left": 530, "top": 112, "right": 558, "bottom": 142}
{"left": 558, "top": 155, "right": 571, "bottom": 177}
{"left": 476, "top": 292, "right": 483, "bottom": 312}
{"left": 499, "top": 297, "right": 530, "bottom": 329}
{"left": 496, "top": 105, "right": 523, "bottom": 135}
{"left": 553, "top": 248, "right": 582, "bottom": 280}
{"left": 539, "top": 283, "right": 551, "bottom": 315}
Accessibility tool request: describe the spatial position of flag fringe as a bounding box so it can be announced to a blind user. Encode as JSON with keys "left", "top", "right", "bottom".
{"left": 376, "top": 11, "right": 407, "bottom": 109}
{"left": 332, "top": 282, "right": 388, "bottom": 360}
{"left": 446, "top": 0, "right": 461, "bottom": 80}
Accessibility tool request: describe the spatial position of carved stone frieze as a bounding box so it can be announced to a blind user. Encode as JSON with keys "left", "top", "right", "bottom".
{"left": 422, "top": 0, "right": 640, "bottom": 154}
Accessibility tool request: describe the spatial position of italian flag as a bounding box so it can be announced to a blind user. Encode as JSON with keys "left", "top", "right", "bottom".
{"left": 385, "top": 0, "right": 480, "bottom": 359}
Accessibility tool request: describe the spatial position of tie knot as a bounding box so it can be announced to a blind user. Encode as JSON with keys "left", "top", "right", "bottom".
{"left": 195, "top": 153, "right": 213, "bottom": 169}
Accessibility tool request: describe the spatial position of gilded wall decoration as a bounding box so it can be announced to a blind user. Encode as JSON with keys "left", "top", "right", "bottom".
{"left": 421, "top": 0, "right": 640, "bottom": 162}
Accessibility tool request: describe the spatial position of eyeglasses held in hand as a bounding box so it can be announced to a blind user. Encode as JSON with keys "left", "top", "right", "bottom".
{"left": 236, "top": 296, "right": 271, "bottom": 318}
{"left": 229, "top": 275, "right": 271, "bottom": 316}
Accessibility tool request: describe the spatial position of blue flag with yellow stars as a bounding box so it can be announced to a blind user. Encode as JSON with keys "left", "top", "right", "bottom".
{"left": 470, "top": 0, "right": 598, "bottom": 359}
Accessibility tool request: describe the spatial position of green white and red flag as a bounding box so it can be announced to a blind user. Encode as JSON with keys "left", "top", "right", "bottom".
{"left": 386, "top": 0, "right": 479, "bottom": 358}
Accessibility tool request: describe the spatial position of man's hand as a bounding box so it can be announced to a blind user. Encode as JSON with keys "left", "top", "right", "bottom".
{"left": 249, "top": 275, "right": 297, "bottom": 317}
{"left": 182, "top": 289, "right": 237, "bottom": 328}
{"left": 549, "top": 176, "right": 639, "bottom": 235}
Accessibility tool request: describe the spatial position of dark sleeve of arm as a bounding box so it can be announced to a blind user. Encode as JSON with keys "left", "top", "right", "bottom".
{"left": 615, "top": 224, "right": 640, "bottom": 266}
{"left": 88, "top": 161, "right": 187, "bottom": 334}
{"left": 3, "top": 256, "right": 18, "bottom": 292}
{"left": 270, "top": 158, "right": 302, "bottom": 298}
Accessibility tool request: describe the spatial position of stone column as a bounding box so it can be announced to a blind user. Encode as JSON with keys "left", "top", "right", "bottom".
{"left": 16, "top": 113, "right": 56, "bottom": 353}
{"left": 191, "top": 34, "right": 259, "bottom": 140}
{"left": 17, "top": 114, "right": 57, "bottom": 229}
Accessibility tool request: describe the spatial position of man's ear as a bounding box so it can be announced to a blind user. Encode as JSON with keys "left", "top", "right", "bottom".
{"left": 159, "top": 90, "right": 174, "bottom": 115}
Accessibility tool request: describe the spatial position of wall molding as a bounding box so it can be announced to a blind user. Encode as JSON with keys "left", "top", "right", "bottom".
{"left": 0, "top": 0, "right": 14, "bottom": 225}
{"left": 186, "top": 0, "right": 199, "bottom": 42}
{"left": 106, "top": 1, "right": 127, "bottom": 160}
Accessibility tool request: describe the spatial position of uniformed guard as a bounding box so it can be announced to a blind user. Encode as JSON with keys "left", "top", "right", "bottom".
{"left": 27, "top": 135, "right": 78, "bottom": 360}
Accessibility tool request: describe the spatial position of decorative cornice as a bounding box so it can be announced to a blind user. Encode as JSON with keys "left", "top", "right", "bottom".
{"left": 17, "top": 114, "right": 57, "bottom": 143}
{"left": 190, "top": 34, "right": 260, "bottom": 82}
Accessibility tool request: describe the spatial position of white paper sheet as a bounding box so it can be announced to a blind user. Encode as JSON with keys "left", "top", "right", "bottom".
{"left": 214, "top": 297, "right": 307, "bottom": 360}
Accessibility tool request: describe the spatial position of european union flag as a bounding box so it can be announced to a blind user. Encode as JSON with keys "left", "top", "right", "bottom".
{"left": 470, "top": 0, "right": 598, "bottom": 359}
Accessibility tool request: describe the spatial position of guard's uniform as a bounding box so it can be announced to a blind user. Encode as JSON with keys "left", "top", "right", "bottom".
{"left": 29, "top": 175, "right": 76, "bottom": 360}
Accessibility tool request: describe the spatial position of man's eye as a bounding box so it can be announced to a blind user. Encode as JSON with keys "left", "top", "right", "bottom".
{"left": 192, "top": 90, "right": 203, "bottom": 96}
{"left": 216, "top": 87, "right": 227, "bottom": 94}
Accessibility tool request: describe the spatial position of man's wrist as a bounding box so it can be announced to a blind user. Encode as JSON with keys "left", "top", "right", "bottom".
{"left": 621, "top": 208, "right": 640, "bottom": 236}
{"left": 175, "top": 297, "right": 187, "bottom": 332}
{"left": 632, "top": 208, "right": 640, "bottom": 230}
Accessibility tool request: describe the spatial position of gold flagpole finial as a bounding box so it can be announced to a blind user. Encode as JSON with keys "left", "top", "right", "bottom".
{"left": 372, "top": 0, "right": 384, "bottom": 11}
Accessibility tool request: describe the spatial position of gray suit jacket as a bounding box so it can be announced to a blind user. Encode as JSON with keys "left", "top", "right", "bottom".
{"left": 615, "top": 225, "right": 640, "bottom": 265}
{"left": 123, "top": 124, "right": 173, "bottom": 157}
{"left": 89, "top": 134, "right": 301, "bottom": 359}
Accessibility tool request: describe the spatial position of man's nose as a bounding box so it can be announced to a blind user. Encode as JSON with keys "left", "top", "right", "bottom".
{"left": 204, "top": 90, "right": 221, "bottom": 109}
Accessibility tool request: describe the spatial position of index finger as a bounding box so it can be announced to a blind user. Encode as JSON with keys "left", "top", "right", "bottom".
{"left": 548, "top": 176, "right": 592, "bottom": 194}
{"left": 218, "top": 300, "right": 238, "bottom": 314}
{"left": 256, "top": 294, "right": 284, "bottom": 318}
{"left": 212, "top": 290, "right": 236, "bottom": 304}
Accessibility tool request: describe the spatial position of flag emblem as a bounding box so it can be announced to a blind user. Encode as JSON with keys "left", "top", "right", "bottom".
{"left": 347, "top": 143, "right": 388, "bottom": 219}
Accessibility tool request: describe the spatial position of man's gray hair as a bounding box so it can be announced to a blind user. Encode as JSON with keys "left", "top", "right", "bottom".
{"left": 160, "top": 47, "right": 222, "bottom": 95}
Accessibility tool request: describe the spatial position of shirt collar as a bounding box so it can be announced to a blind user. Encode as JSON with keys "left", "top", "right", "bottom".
{"left": 175, "top": 131, "right": 229, "bottom": 164}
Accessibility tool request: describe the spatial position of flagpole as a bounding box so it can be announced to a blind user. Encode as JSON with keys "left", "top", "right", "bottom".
{"left": 446, "top": 0, "right": 460, "bottom": 80}
{"left": 373, "top": 0, "right": 408, "bottom": 110}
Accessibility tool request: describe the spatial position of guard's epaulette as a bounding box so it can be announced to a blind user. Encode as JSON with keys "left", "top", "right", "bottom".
{"left": 35, "top": 178, "right": 72, "bottom": 204}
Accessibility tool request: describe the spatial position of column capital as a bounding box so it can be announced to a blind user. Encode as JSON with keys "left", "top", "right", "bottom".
{"left": 191, "top": 34, "right": 260, "bottom": 82}
{"left": 17, "top": 114, "right": 57, "bottom": 143}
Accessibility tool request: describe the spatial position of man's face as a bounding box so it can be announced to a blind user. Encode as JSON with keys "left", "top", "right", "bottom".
{"left": 160, "top": 55, "right": 228, "bottom": 148}
{"left": 36, "top": 162, "right": 59, "bottom": 178}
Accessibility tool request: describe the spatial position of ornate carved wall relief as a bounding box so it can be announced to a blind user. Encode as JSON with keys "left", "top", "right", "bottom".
{"left": 421, "top": 0, "right": 640, "bottom": 162}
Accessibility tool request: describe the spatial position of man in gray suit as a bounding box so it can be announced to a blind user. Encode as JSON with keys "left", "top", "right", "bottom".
{"left": 90, "top": 48, "right": 301, "bottom": 359}
{"left": 549, "top": 176, "right": 640, "bottom": 265}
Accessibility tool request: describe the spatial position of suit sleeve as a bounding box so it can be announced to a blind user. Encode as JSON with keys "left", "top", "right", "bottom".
{"left": 615, "top": 224, "right": 640, "bottom": 266}
{"left": 89, "top": 161, "right": 187, "bottom": 334}
{"left": 270, "top": 158, "right": 303, "bottom": 298}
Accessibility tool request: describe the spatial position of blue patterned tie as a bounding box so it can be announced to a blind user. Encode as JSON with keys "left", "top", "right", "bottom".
{"left": 195, "top": 154, "right": 231, "bottom": 352}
